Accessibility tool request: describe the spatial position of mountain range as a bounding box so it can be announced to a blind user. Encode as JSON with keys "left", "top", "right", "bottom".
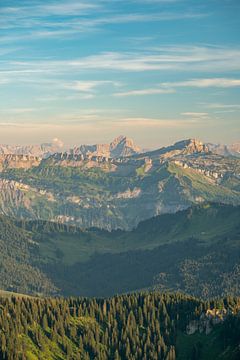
{"left": 0, "top": 135, "right": 140, "bottom": 159}
{"left": 0, "top": 138, "right": 64, "bottom": 158}
{"left": 0, "top": 136, "right": 239, "bottom": 229}
{"left": 0, "top": 135, "right": 239, "bottom": 360}
{"left": 1, "top": 136, "right": 239, "bottom": 158}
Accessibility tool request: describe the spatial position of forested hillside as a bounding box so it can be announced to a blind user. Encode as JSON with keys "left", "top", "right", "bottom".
{"left": 0, "top": 203, "right": 239, "bottom": 298}
{"left": 0, "top": 292, "right": 239, "bottom": 360}
{"left": 0, "top": 216, "right": 56, "bottom": 295}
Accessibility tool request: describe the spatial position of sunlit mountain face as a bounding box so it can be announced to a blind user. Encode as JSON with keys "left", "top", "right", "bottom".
{"left": 0, "top": 137, "right": 239, "bottom": 229}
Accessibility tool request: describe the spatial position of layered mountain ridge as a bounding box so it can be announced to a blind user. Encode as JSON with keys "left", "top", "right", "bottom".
{"left": 1, "top": 135, "right": 239, "bottom": 159}
{"left": 0, "top": 136, "right": 239, "bottom": 229}
{"left": 0, "top": 135, "right": 141, "bottom": 160}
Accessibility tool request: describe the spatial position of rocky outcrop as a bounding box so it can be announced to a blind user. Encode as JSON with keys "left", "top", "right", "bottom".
{"left": 186, "top": 308, "right": 230, "bottom": 335}
{"left": 115, "top": 187, "right": 141, "bottom": 199}
{"left": 0, "top": 154, "right": 41, "bottom": 171}
{"left": 172, "top": 152, "right": 240, "bottom": 185}
{"left": 46, "top": 152, "right": 117, "bottom": 171}
{"left": 180, "top": 139, "right": 209, "bottom": 154}
{"left": 160, "top": 139, "right": 209, "bottom": 160}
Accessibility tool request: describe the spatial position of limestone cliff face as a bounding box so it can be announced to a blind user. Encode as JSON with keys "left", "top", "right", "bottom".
{"left": 186, "top": 308, "right": 231, "bottom": 335}
{"left": 179, "top": 139, "right": 209, "bottom": 154}
{"left": 158, "top": 139, "right": 209, "bottom": 160}
{"left": 0, "top": 155, "right": 41, "bottom": 170}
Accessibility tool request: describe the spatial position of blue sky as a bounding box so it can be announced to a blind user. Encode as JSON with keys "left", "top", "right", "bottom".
{"left": 0, "top": 0, "right": 239, "bottom": 147}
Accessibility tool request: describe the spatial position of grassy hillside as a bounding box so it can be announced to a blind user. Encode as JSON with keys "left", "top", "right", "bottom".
{"left": 17, "top": 203, "right": 240, "bottom": 264}
{"left": 0, "top": 203, "right": 239, "bottom": 298}
{"left": 30, "top": 202, "right": 240, "bottom": 279}
{"left": 168, "top": 162, "right": 240, "bottom": 204}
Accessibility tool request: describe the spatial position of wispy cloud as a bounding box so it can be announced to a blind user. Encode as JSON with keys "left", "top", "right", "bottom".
{"left": 113, "top": 78, "right": 240, "bottom": 98}
{"left": 64, "top": 80, "right": 120, "bottom": 92}
{"left": 115, "top": 117, "right": 199, "bottom": 128}
{"left": 204, "top": 103, "right": 240, "bottom": 110}
{"left": 181, "top": 112, "right": 209, "bottom": 118}
{"left": 0, "top": 116, "right": 199, "bottom": 129}
{"left": 0, "top": 1, "right": 99, "bottom": 19}
{"left": 114, "top": 88, "right": 174, "bottom": 96}
{"left": 37, "top": 2, "right": 98, "bottom": 16}
{"left": 2, "top": 46, "right": 239, "bottom": 76}
{"left": 162, "top": 78, "right": 240, "bottom": 88}
{"left": 0, "top": 0, "right": 207, "bottom": 42}
{"left": 60, "top": 48, "right": 240, "bottom": 72}
{"left": 0, "top": 108, "right": 36, "bottom": 115}
{"left": 118, "top": 77, "right": 240, "bottom": 98}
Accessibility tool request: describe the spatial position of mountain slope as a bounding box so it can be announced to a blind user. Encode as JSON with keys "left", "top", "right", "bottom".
{"left": 39, "top": 203, "right": 240, "bottom": 298}
{"left": 0, "top": 216, "right": 56, "bottom": 295}
{"left": 0, "top": 203, "right": 239, "bottom": 298}
{"left": 0, "top": 138, "right": 239, "bottom": 229}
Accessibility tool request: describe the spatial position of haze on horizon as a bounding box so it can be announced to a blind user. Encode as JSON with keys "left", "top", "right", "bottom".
{"left": 0, "top": 0, "right": 239, "bottom": 148}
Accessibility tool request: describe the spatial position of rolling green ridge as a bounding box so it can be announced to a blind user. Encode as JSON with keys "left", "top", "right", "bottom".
{"left": 0, "top": 292, "right": 239, "bottom": 360}
{"left": 0, "top": 203, "right": 239, "bottom": 298}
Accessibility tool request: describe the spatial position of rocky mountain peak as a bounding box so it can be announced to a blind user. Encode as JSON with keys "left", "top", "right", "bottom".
{"left": 174, "top": 138, "right": 209, "bottom": 154}
{"left": 69, "top": 135, "right": 141, "bottom": 159}
{"left": 110, "top": 135, "right": 141, "bottom": 157}
{"left": 110, "top": 135, "right": 126, "bottom": 147}
{"left": 146, "top": 138, "right": 210, "bottom": 161}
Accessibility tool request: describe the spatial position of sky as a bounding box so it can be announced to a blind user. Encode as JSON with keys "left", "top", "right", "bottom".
{"left": 0, "top": 0, "right": 239, "bottom": 148}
